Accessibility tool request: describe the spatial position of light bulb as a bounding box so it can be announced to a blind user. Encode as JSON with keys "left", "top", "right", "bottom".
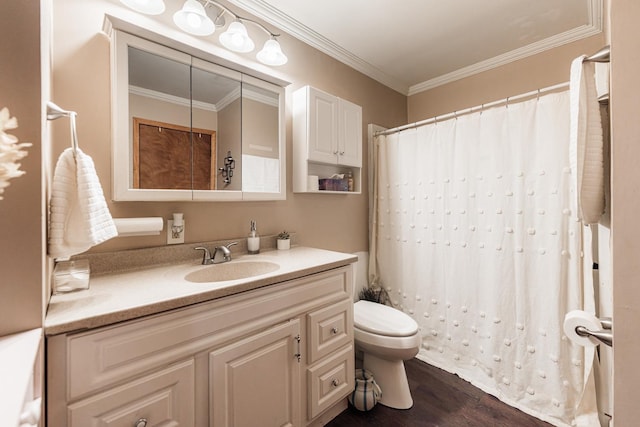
{"left": 257, "top": 39, "right": 288, "bottom": 66}
{"left": 186, "top": 12, "right": 201, "bottom": 28}
{"left": 219, "top": 21, "right": 254, "bottom": 53}
{"left": 232, "top": 33, "right": 244, "bottom": 49}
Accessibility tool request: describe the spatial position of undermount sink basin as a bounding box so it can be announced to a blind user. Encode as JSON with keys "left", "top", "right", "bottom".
{"left": 184, "top": 261, "right": 280, "bottom": 283}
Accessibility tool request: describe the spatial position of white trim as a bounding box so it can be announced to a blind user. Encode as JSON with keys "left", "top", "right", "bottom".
{"left": 408, "top": 24, "right": 602, "bottom": 95}
{"left": 243, "top": 88, "right": 279, "bottom": 107}
{"left": 128, "top": 85, "right": 239, "bottom": 113}
{"left": 228, "top": 0, "right": 602, "bottom": 96}
{"left": 215, "top": 86, "right": 241, "bottom": 111}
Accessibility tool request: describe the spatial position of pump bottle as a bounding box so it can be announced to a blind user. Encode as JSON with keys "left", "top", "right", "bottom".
{"left": 247, "top": 220, "right": 260, "bottom": 254}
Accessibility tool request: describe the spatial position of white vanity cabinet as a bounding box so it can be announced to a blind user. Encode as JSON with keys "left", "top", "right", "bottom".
{"left": 293, "top": 86, "right": 362, "bottom": 193}
{"left": 47, "top": 265, "right": 355, "bottom": 427}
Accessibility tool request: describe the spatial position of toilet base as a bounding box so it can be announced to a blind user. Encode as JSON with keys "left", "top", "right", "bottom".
{"left": 362, "top": 353, "right": 413, "bottom": 409}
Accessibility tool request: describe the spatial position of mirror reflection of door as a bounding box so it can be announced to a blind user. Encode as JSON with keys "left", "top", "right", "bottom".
{"left": 191, "top": 63, "right": 242, "bottom": 191}
{"left": 128, "top": 47, "right": 243, "bottom": 192}
{"left": 133, "top": 117, "right": 216, "bottom": 190}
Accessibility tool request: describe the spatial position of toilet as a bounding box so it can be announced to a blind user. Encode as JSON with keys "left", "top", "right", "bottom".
{"left": 353, "top": 300, "right": 422, "bottom": 409}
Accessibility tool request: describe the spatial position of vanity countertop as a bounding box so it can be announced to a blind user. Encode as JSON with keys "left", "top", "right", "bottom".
{"left": 45, "top": 247, "right": 357, "bottom": 336}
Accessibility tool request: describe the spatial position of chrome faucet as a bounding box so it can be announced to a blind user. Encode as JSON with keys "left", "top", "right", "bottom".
{"left": 195, "top": 242, "right": 238, "bottom": 265}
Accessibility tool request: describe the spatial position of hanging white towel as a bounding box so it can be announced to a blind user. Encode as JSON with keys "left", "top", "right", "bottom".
{"left": 48, "top": 148, "right": 118, "bottom": 259}
{"left": 569, "top": 55, "right": 605, "bottom": 224}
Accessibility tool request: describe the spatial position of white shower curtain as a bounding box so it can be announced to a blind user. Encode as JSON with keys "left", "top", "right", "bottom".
{"left": 371, "top": 91, "right": 598, "bottom": 426}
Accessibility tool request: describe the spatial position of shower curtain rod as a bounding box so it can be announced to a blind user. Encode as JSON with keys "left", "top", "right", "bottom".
{"left": 375, "top": 81, "right": 569, "bottom": 137}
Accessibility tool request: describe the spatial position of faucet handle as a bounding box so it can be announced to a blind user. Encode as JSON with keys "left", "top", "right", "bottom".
{"left": 225, "top": 241, "right": 238, "bottom": 250}
{"left": 194, "top": 246, "right": 212, "bottom": 265}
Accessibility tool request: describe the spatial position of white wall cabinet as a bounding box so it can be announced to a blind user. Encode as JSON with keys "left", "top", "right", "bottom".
{"left": 293, "top": 86, "right": 362, "bottom": 193}
{"left": 47, "top": 266, "right": 354, "bottom": 427}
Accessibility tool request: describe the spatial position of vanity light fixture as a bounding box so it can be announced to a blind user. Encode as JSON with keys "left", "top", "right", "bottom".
{"left": 120, "top": 0, "right": 288, "bottom": 66}
{"left": 120, "top": 0, "right": 166, "bottom": 15}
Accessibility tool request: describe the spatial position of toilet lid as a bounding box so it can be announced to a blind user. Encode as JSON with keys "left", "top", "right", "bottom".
{"left": 354, "top": 300, "right": 419, "bottom": 337}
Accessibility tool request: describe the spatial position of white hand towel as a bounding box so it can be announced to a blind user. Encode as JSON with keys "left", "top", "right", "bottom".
{"left": 48, "top": 148, "right": 118, "bottom": 259}
{"left": 569, "top": 55, "right": 605, "bottom": 224}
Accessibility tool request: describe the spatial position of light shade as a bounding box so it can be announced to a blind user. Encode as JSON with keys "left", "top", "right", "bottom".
{"left": 173, "top": 0, "right": 215, "bottom": 36}
{"left": 219, "top": 21, "right": 255, "bottom": 53}
{"left": 120, "top": 0, "right": 165, "bottom": 15}
{"left": 257, "top": 38, "right": 288, "bottom": 66}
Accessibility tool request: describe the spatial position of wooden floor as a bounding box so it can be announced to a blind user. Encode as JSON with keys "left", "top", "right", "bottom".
{"left": 327, "top": 358, "right": 553, "bottom": 427}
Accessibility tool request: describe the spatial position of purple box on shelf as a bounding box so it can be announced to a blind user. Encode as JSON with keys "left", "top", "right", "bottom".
{"left": 318, "top": 178, "right": 349, "bottom": 191}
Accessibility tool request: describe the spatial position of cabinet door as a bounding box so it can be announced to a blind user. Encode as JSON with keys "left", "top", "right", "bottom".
{"left": 307, "top": 87, "right": 339, "bottom": 164}
{"left": 67, "top": 359, "right": 194, "bottom": 427}
{"left": 209, "top": 320, "right": 301, "bottom": 427}
{"left": 337, "top": 98, "right": 362, "bottom": 167}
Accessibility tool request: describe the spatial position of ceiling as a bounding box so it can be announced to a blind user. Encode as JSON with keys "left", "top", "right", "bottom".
{"left": 227, "top": 0, "right": 602, "bottom": 95}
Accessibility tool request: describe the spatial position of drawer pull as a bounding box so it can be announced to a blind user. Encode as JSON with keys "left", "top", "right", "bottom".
{"left": 134, "top": 418, "right": 148, "bottom": 427}
{"left": 331, "top": 327, "right": 339, "bottom": 334}
{"left": 331, "top": 379, "right": 340, "bottom": 387}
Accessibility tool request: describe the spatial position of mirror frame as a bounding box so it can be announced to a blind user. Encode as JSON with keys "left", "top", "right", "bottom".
{"left": 110, "top": 29, "right": 286, "bottom": 201}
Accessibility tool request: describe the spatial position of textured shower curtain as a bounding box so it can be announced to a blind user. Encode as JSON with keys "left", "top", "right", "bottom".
{"left": 371, "top": 91, "right": 598, "bottom": 426}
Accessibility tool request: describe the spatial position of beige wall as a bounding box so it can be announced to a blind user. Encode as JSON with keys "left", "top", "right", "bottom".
{"left": 51, "top": 0, "right": 407, "bottom": 254}
{"left": 408, "top": 35, "right": 606, "bottom": 122}
{"left": 609, "top": 0, "right": 640, "bottom": 424}
{"left": 130, "top": 94, "right": 197, "bottom": 129}
{"left": 0, "top": 1, "right": 48, "bottom": 336}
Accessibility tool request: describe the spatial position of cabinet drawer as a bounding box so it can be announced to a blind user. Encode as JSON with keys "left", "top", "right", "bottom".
{"left": 307, "top": 345, "right": 354, "bottom": 420}
{"left": 307, "top": 299, "right": 353, "bottom": 364}
{"left": 67, "top": 359, "right": 194, "bottom": 427}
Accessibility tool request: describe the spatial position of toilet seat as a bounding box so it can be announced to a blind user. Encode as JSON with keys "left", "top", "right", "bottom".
{"left": 354, "top": 300, "right": 418, "bottom": 337}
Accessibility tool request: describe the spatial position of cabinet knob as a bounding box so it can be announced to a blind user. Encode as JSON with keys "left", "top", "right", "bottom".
{"left": 331, "top": 379, "right": 340, "bottom": 387}
{"left": 331, "top": 327, "right": 339, "bottom": 334}
{"left": 339, "top": 151, "right": 345, "bottom": 155}
{"left": 333, "top": 150, "right": 339, "bottom": 155}
{"left": 134, "top": 418, "right": 148, "bottom": 427}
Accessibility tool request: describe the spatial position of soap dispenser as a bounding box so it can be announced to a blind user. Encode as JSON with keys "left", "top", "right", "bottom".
{"left": 247, "top": 220, "right": 260, "bottom": 254}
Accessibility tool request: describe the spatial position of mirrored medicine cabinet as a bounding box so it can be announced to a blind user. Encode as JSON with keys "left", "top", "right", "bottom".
{"left": 111, "top": 30, "right": 286, "bottom": 201}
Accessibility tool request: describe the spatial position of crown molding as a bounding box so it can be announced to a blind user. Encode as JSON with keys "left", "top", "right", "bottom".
{"left": 409, "top": 0, "right": 603, "bottom": 95}
{"left": 225, "top": 0, "right": 410, "bottom": 94}
{"left": 227, "top": 0, "right": 602, "bottom": 96}
{"left": 129, "top": 84, "right": 277, "bottom": 111}
{"left": 129, "top": 85, "right": 219, "bottom": 111}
